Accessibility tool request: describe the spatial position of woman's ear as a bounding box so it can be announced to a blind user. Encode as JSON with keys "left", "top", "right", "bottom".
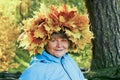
{"left": 44, "top": 41, "right": 48, "bottom": 50}
{"left": 44, "top": 39, "right": 50, "bottom": 49}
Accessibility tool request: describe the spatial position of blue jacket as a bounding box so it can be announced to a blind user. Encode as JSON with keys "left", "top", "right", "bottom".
{"left": 19, "top": 50, "right": 85, "bottom": 80}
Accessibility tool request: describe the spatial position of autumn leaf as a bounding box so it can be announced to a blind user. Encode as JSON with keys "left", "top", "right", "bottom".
{"left": 50, "top": 5, "right": 59, "bottom": 17}
{"left": 65, "top": 29, "right": 81, "bottom": 39}
{"left": 34, "top": 28, "right": 45, "bottom": 38}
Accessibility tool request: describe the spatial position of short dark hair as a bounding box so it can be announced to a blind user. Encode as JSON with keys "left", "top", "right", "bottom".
{"left": 50, "top": 30, "right": 68, "bottom": 39}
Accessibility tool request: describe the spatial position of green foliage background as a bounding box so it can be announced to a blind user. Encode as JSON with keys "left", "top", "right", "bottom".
{"left": 0, "top": 0, "right": 92, "bottom": 73}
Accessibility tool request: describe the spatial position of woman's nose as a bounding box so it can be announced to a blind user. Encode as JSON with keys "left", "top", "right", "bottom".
{"left": 56, "top": 41, "right": 62, "bottom": 47}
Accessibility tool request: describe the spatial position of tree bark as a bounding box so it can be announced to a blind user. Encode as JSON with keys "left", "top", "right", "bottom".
{"left": 85, "top": 0, "right": 120, "bottom": 70}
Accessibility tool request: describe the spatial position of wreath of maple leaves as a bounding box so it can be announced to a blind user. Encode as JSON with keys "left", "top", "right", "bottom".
{"left": 18, "top": 4, "right": 93, "bottom": 55}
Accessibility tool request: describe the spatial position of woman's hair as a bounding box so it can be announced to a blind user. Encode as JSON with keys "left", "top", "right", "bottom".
{"left": 50, "top": 30, "right": 68, "bottom": 39}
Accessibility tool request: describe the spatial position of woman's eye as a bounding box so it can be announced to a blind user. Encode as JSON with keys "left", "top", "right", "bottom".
{"left": 62, "top": 39, "right": 67, "bottom": 42}
{"left": 50, "top": 39, "right": 56, "bottom": 42}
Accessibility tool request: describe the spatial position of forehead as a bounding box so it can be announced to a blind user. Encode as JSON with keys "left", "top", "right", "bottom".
{"left": 50, "top": 33, "right": 68, "bottom": 39}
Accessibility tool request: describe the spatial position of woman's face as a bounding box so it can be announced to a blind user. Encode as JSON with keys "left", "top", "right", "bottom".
{"left": 46, "top": 34, "right": 69, "bottom": 57}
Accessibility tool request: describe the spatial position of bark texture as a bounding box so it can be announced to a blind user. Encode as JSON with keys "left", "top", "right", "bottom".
{"left": 85, "top": 0, "right": 120, "bottom": 70}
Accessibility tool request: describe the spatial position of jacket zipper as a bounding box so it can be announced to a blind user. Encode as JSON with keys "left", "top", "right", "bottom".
{"left": 61, "top": 58, "right": 72, "bottom": 80}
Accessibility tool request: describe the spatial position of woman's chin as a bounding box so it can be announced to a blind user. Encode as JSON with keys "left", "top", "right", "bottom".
{"left": 53, "top": 51, "right": 66, "bottom": 57}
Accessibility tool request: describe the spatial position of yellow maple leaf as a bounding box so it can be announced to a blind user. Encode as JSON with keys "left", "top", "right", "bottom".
{"left": 65, "top": 29, "right": 81, "bottom": 39}
{"left": 18, "top": 33, "right": 31, "bottom": 49}
{"left": 44, "top": 25, "right": 51, "bottom": 32}
{"left": 34, "top": 29, "right": 44, "bottom": 38}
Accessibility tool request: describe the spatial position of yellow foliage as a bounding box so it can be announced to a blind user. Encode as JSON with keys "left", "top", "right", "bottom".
{"left": 0, "top": 16, "right": 20, "bottom": 72}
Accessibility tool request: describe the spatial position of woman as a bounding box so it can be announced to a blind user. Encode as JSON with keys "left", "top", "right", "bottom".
{"left": 19, "top": 31, "right": 85, "bottom": 80}
{"left": 18, "top": 3, "right": 92, "bottom": 80}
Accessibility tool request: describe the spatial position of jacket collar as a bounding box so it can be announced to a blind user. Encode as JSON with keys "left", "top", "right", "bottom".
{"left": 42, "top": 50, "right": 67, "bottom": 63}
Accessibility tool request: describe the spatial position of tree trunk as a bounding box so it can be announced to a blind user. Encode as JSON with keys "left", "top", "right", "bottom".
{"left": 85, "top": 0, "right": 120, "bottom": 70}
